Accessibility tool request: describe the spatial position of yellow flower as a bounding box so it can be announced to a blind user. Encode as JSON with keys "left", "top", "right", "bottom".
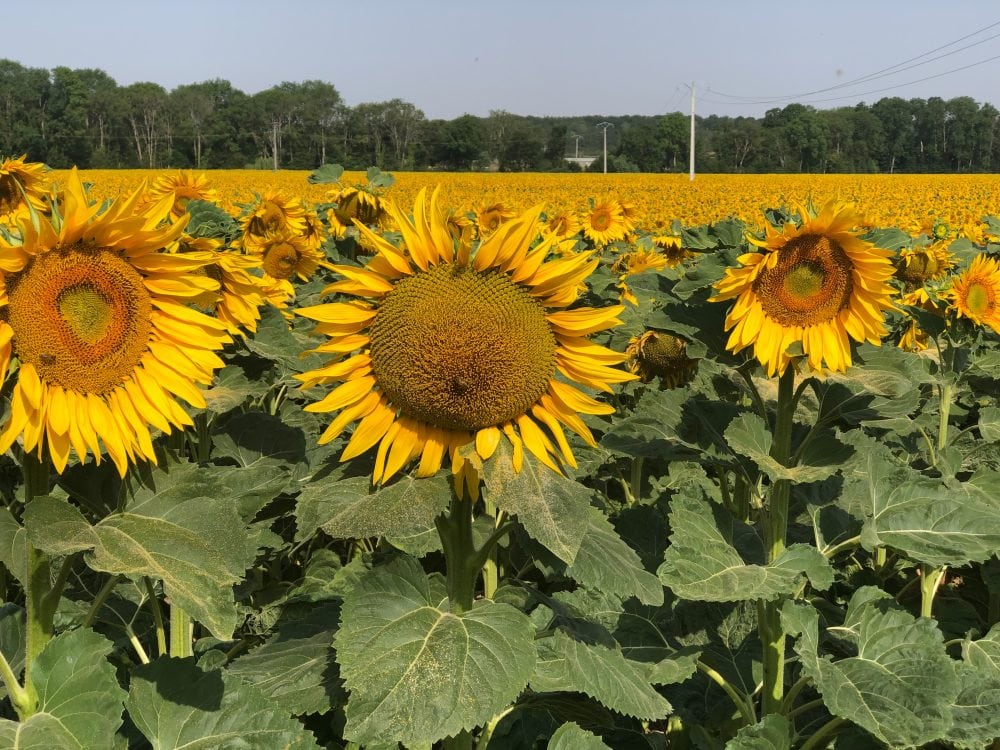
{"left": 0, "top": 155, "right": 49, "bottom": 224}
{"left": 626, "top": 330, "right": 698, "bottom": 388}
{"left": 296, "top": 188, "right": 634, "bottom": 496}
{"left": 255, "top": 232, "right": 328, "bottom": 285}
{"left": 895, "top": 241, "right": 954, "bottom": 285}
{"left": 898, "top": 319, "right": 929, "bottom": 352}
{"left": 0, "top": 170, "right": 231, "bottom": 474}
{"left": 611, "top": 249, "right": 667, "bottom": 305}
{"left": 711, "top": 201, "right": 896, "bottom": 376}
{"left": 580, "top": 198, "right": 628, "bottom": 247}
{"left": 651, "top": 234, "right": 693, "bottom": 268}
{"left": 947, "top": 254, "right": 1000, "bottom": 333}
{"left": 545, "top": 211, "right": 580, "bottom": 239}
{"left": 240, "top": 191, "right": 308, "bottom": 252}
{"left": 142, "top": 170, "right": 220, "bottom": 221}
{"left": 475, "top": 202, "right": 516, "bottom": 237}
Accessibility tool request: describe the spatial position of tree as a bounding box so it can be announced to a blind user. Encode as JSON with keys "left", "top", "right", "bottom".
{"left": 121, "top": 82, "right": 168, "bottom": 168}
{"left": 431, "top": 115, "right": 485, "bottom": 170}
{"left": 871, "top": 97, "right": 915, "bottom": 173}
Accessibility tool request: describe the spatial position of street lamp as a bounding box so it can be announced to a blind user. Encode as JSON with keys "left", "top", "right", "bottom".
{"left": 570, "top": 132, "right": 583, "bottom": 158}
{"left": 596, "top": 122, "right": 613, "bottom": 174}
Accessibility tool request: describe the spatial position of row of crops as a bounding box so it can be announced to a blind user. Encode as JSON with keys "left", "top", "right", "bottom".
{"left": 0, "top": 156, "right": 999, "bottom": 749}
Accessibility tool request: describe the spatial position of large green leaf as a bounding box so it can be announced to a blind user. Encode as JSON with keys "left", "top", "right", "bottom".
{"left": 483, "top": 442, "right": 595, "bottom": 565}
{"left": 0, "top": 629, "right": 126, "bottom": 749}
{"left": 226, "top": 602, "right": 341, "bottom": 716}
{"left": 335, "top": 556, "right": 536, "bottom": 746}
{"left": 725, "top": 714, "right": 790, "bottom": 750}
{"left": 565, "top": 507, "right": 663, "bottom": 606}
{"left": 0, "top": 604, "right": 24, "bottom": 702}
{"left": 24, "top": 491, "right": 249, "bottom": 640}
{"left": 0, "top": 508, "right": 26, "bottom": 584}
{"left": 531, "top": 631, "right": 671, "bottom": 721}
{"left": 127, "top": 658, "right": 319, "bottom": 749}
{"left": 725, "top": 413, "right": 852, "bottom": 484}
{"left": 658, "top": 492, "right": 832, "bottom": 601}
{"left": 547, "top": 722, "right": 612, "bottom": 749}
{"left": 943, "top": 624, "right": 1000, "bottom": 749}
{"left": 294, "top": 473, "right": 451, "bottom": 543}
{"left": 782, "top": 589, "right": 959, "bottom": 748}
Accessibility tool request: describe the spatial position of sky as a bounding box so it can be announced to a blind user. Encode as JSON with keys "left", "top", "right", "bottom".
{"left": 4, "top": 0, "right": 1000, "bottom": 120}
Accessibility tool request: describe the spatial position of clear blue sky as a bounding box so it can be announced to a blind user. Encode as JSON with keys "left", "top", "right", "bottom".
{"left": 6, "top": 0, "right": 1000, "bottom": 119}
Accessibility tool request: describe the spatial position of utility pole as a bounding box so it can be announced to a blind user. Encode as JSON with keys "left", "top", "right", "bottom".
{"left": 596, "top": 122, "right": 613, "bottom": 174}
{"left": 684, "top": 81, "right": 696, "bottom": 181}
{"left": 570, "top": 132, "right": 583, "bottom": 158}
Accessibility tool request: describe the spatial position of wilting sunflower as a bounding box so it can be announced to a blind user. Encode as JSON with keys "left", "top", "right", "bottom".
{"left": 296, "top": 188, "right": 634, "bottom": 496}
{"left": 580, "top": 198, "right": 628, "bottom": 247}
{"left": 143, "top": 170, "right": 220, "bottom": 221}
{"left": 475, "top": 202, "right": 517, "bottom": 237}
{"left": 545, "top": 211, "right": 580, "bottom": 239}
{"left": 0, "top": 155, "right": 49, "bottom": 224}
{"left": 947, "top": 254, "right": 1000, "bottom": 333}
{"left": 895, "top": 241, "right": 954, "bottom": 286}
{"left": 327, "top": 185, "right": 388, "bottom": 239}
{"left": 898, "top": 319, "right": 929, "bottom": 353}
{"left": 626, "top": 330, "right": 698, "bottom": 388}
{"left": 651, "top": 234, "right": 694, "bottom": 268}
{"left": 711, "top": 201, "right": 897, "bottom": 376}
{"left": 0, "top": 170, "right": 231, "bottom": 474}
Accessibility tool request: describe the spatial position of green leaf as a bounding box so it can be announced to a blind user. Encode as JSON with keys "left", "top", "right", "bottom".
{"left": 565, "top": 507, "right": 663, "bottom": 606}
{"left": 202, "top": 365, "right": 258, "bottom": 414}
{"left": 0, "top": 604, "right": 24, "bottom": 702}
{"left": 647, "top": 646, "right": 700, "bottom": 686}
{"left": 226, "top": 602, "right": 340, "bottom": 716}
{"left": 782, "top": 589, "right": 959, "bottom": 748}
{"left": 295, "top": 474, "right": 451, "bottom": 544}
{"left": 483, "top": 441, "right": 595, "bottom": 565}
{"left": 531, "top": 631, "right": 671, "bottom": 721}
{"left": 25, "top": 491, "right": 249, "bottom": 640}
{"left": 658, "top": 492, "right": 832, "bottom": 601}
{"left": 979, "top": 407, "right": 1000, "bottom": 442}
{"left": 725, "top": 413, "right": 852, "bottom": 483}
{"left": 184, "top": 199, "right": 241, "bottom": 241}
{"left": 0, "top": 629, "right": 127, "bottom": 749}
{"left": 307, "top": 163, "right": 344, "bottom": 184}
{"left": 127, "top": 658, "right": 320, "bottom": 749}
{"left": 335, "top": 556, "right": 536, "bottom": 746}
{"left": 855, "top": 461, "right": 1000, "bottom": 567}
{"left": 547, "top": 722, "right": 612, "bottom": 750}
{"left": 725, "top": 714, "right": 791, "bottom": 750}
{"left": 0, "top": 508, "right": 26, "bottom": 584}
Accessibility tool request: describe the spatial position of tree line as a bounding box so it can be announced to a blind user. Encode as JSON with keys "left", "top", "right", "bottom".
{"left": 2, "top": 58, "right": 998, "bottom": 173}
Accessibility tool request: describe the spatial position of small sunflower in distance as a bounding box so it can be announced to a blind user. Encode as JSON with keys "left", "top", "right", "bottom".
{"left": 0, "top": 155, "right": 49, "bottom": 224}
{"left": 711, "top": 201, "right": 897, "bottom": 376}
{"left": 0, "top": 170, "right": 231, "bottom": 474}
{"left": 947, "top": 254, "right": 1000, "bottom": 333}
{"left": 626, "top": 330, "right": 698, "bottom": 388}
{"left": 296, "top": 188, "right": 635, "bottom": 496}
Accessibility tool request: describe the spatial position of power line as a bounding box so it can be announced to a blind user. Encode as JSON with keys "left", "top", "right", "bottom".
{"left": 706, "top": 18, "right": 1000, "bottom": 105}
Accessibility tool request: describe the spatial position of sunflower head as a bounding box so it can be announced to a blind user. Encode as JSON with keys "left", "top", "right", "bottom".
{"left": 651, "top": 234, "right": 693, "bottom": 268}
{"left": 255, "top": 232, "right": 327, "bottom": 284}
{"left": 329, "top": 185, "right": 388, "bottom": 229}
{"left": 475, "top": 202, "right": 516, "bottom": 237}
{"left": 295, "top": 187, "right": 635, "bottom": 497}
{"left": 947, "top": 254, "right": 1000, "bottom": 333}
{"left": 240, "top": 191, "right": 308, "bottom": 252}
{"left": 710, "top": 200, "right": 897, "bottom": 376}
{"left": 0, "top": 155, "right": 49, "bottom": 223}
{"left": 580, "top": 198, "right": 628, "bottom": 247}
{"left": 545, "top": 211, "right": 580, "bottom": 239}
{"left": 0, "top": 169, "right": 231, "bottom": 475}
{"left": 898, "top": 319, "right": 930, "bottom": 353}
{"left": 626, "top": 330, "right": 698, "bottom": 388}
{"left": 143, "top": 170, "right": 220, "bottom": 221}
{"left": 895, "top": 241, "right": 954, "bottom": 285}
{"left": 611, "top": 249, "right": 668, "bottom": 306}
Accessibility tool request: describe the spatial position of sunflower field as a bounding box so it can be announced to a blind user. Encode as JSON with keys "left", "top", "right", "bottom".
{"left": 0, "top": 158, "right": 999, "bottom": 750}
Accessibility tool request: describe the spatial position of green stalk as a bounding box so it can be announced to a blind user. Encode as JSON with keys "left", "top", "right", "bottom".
{"left": 629, "top": 457, "right": 644, "bottom": 504}
{"left": 143, "top": 577, "right": 168, "bottom": 657}
{"left": 697, "top": 660, "right": 756, "bottom": 727}
{"left": 481, "top": 498, "right": 500, "bottom": 601}
{"left": 759, "top": 366, "right": 796, "bottom": 716}
{"left": 919, "top": 563, "right": 947, "bottom": 619}
{"left": 435, "top": 496, "right": 479, "bottom": 614}
{"left": 21, "top": 452, "right": 53, "bottom": 717}
{"left": 798, "top": 716, "right": 848, "bottom": 750}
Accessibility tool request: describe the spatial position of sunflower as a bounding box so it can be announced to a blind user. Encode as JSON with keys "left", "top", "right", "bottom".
{"left": 255, "top": 232, "right": 328, "bottom": 285}
{"left": 626, "top": 330, "right": 698, "bottom": 388}
{"left": 296, "top": 188, "right": 634, "bottom": 496}
{"left": 651, "top": 234, "right": 694, "bottom": 268}
{"left": 0, "top": 155, "right": 49, "bottom": 224}
{"left": 475, "top": 202, "right": 517, "bottom": 237}
{"left": 611, "top": 249, "right": 667, "bottom": 305}
{"left": 710, "top": 201, "right": 897, "bottom": 376}
{"left": 240, "top": 191, "right": 308, "bottom": 252}
{"left": 898, "top": 319, "right": 929, "bottom": 352}
{"left": 895, "top": 241, "right": 954, "bottom": 286}
{"left": 947, "top": 254, "right": 1000, "bottom": 333}
{"left": 0, "top": 169, "right": 231, "bottom": 474}
{"left": 580, "top": 198, "right": 628, "bottom": 247}
{"left": 545, "top": 211, "right": 580, "bottom": 239}
{"left": 143, "top": 170, "right": 220, "bottom": 221}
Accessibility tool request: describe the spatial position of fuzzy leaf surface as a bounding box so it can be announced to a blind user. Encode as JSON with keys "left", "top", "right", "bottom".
{"left": 547, "top": 722, "right": 612, "bottom": 749}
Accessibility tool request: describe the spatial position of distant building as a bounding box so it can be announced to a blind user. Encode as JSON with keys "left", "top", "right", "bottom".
{"left": 564, "top": 156, "right": 597, "bottom": 170}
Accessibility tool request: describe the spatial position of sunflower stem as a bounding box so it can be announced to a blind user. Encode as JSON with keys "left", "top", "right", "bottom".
{"left": 629, "top": 457, "right": 644, "bottom": 504}
{"left": 436, "top": 495, "right": 479, "bottom": 614}
{"left": 481, "top": 499, "right": 500, "bottom": 601}
{"left": 919, "top": 563, "right": 947, "bottom": 619}
{"left": 20, "top": 452, "right": 56, "bottom": 718}
{"left": 83, "top": 574, "right": 122, "bottom": 629}
{"left": 759, "top": 366, "right": 796, "bottom": 717}
{"left": 936, "top": 382, "right": 953, "bottom": 462}
{"left": 143, "top": 577, "right": 168, "bottom": 657}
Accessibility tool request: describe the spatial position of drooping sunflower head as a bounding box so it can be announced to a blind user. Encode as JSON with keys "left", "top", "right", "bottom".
{"left": 328, "top": 185, "right": 387, "bottom": 229}
{"left": 898, "top": 319, "right": 929, "bottom": 353}
{"left": 651, "top": 234, "right": 693, "bottom": 268}
{"left": 611, "top": 249, "right": 668, "bottom": 306}
{"left": 240, "top": 191, "right": 308, "bottom": 252}
{"left": 895, "top": 241, "right": 954, "bottom": 286}
{"left": 545, "top": 211, "right": 580, "bottom": 239}
{"left": 710, "top": 200, "right": 897, "bottom": 376}
{"left": 0, "top": 155, "right": 49, "bottom": 223}
{"left": 0, "top": 169, "right": 231, "bottom": 474}
{"left": 946, "top": 254, "right": 1000, "bottom": 333}
{"left": 626, "top": 330, "right": 698, "bottom": 388}
{"left": 253, "top": 231, "right": 328, "bottom": 285}
{"left": 143, "top": 170, "right": 220, "bottom": 221}
{"left": 580, "top": 198, "right": 628, "bottom": 247}
{"left": 296, "top": 187, "right": 635, "bottom": 497}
